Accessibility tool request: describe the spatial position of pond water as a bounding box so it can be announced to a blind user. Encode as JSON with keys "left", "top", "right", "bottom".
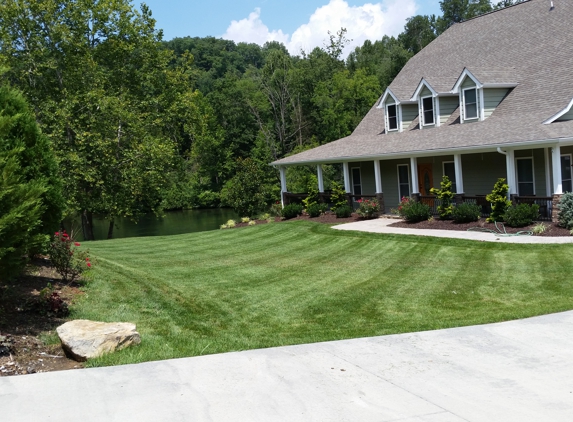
{"left": 66, "top": 208, "right": 239, "bottom": 241}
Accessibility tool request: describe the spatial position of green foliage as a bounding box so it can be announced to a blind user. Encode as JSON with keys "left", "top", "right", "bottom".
{"left": 330, "top": 181, "right": 349, "bottom": 211}
{"left": 452, "top": 203, "right": 481, "bottom": 223}
{"left": 396, "top": 197, "right": 431, "bottom": 223}
{"left": 303, "top": 185, "right": 319, "bottom": 210}
{"left": 306, "top": 203, "right": 324, "bottom": 218}
{"left": 486, "top": 178, "right": 512, "bottom": 222}
{"left": 221, "top": 158, "right": 267, "bottom": 218}
{"left": 532, "top": 223, "right": 547, "bottom": 235}
{"left": 430, "top": 175, "right": 454, "bottom": 219}
{"left": 49, "top": 231, "right": 92, "bottom": 284}
{"left": 335, "top": 205, "right": 353, "bottom": 218}
{"left": 281, "top": 203, "right": 303, "bottom": 220}
{"left": 398, "top": 15, "right": 437, "bottom": 54}
{"left": 0, "top": 85, "right": 64, "bottom": 280}
{"left": 557, "top": 192, "right": 573, "bottom": 229}
{"left": 356, "top": 198, "right": 380, "bottom": 219}
{"left": 503, "top": 204, "right": 539, "bottom": 228}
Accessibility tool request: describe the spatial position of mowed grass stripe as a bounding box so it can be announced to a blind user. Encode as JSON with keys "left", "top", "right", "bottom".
{"left": 75, "top": 221, "right": 573, "bottom": 367}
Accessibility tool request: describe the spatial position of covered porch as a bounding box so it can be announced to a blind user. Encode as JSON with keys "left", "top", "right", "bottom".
{"left": 278, "top": 144, "right": 573, "bottom": 222}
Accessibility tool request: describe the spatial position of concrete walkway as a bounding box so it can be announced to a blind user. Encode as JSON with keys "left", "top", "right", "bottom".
{"left": 333, "top": 218, "right": 573, "bottom": 243}
{"left": 2, "top": 311, "right": 573, "bottom": 421}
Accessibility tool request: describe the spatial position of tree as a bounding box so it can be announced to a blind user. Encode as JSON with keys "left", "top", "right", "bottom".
{"left": 398, "top": 15, "right": 437, "bottom": 54}
{"left": 0, "top": 0, "right": 214, "bottom": 239}
{"left": 0, "top": 84, "right": 63, "bottom": 280}
{"left": 435, "top": 0, "right": 493, "bottom": 34}
{"left": 220, "top": 158, "right": 267, "bottom": 218}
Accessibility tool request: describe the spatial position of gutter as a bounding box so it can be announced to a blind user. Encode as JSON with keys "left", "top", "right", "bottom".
{"left": 271, "top": 137, "right": 573, "bottom": 167}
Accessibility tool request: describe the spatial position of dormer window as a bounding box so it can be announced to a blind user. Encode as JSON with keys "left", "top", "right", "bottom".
{"left": 463, "top": 88, "right": 478, "bottom": 120}
{"left": 387, "top": 104, "right": 398, "bottom": 131}
{"left": 421, "top": 96, "right": 434, "bottom": 125}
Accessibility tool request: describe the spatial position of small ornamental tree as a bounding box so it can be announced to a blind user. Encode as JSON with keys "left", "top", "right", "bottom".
{"left": 430, "top": 175, "right": 454, "bottom": 219}
{"left": 486, "top": 178, "right": 512, "bottom": 222}
{"left": 557, "top": 192, "right": 573, "bottom": 229}
{"left": 330, "top": 181, "right": 349, "bottom": 211}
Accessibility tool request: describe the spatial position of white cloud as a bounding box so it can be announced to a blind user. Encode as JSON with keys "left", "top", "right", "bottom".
{"left": 221, "top": 7, "right": 289, "bottom": 46}
{"left": 221, "top": 0, "right": 418, "bottom": 58}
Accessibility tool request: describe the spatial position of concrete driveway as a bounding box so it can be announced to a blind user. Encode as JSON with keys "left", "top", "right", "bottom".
{"left": 2, "top": 311, "right": 573, "bottom": 421}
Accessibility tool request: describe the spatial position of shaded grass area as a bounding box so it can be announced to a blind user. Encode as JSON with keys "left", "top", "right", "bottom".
{"left": 76, "top": 221, "right": 573, "bottom": 367}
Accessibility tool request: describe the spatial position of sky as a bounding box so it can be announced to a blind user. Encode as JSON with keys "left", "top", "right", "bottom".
{"left": 135, "top": 0, "right": 442, "bottom": 57}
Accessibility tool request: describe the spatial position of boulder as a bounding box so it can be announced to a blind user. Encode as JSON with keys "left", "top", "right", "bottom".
{"left": 56, "top": 320, "right": 141, "bottom": 362}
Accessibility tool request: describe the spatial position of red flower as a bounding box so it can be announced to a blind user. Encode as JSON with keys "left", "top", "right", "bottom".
{"left": 55, "top": 232, "right": 59, "bottom": 236}
{"left": 87, "top": 262, "right": 91, "bottom": 268}
{"left": 86, "top": 257, "right": 90, "bottom": 261}
{"left": 74, "top": 242, "right": 80, "bottom": 246}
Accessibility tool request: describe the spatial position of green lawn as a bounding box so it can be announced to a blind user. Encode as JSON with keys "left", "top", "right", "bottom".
{"left": 74, "top": 221, "right": 573, "bottom": 367}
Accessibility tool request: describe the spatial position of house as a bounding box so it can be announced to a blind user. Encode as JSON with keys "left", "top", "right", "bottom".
{"left": 270, "top": 0, "right": 573, "bottom": 221}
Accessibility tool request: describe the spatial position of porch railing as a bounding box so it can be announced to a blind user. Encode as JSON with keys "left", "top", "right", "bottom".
{"left": 461, "top": 196, "right": 491, "bottom": 219}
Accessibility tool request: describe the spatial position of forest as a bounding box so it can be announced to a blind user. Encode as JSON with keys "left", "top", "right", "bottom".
{"left": 0, "top": 0, "right": 525, "bottom": 274}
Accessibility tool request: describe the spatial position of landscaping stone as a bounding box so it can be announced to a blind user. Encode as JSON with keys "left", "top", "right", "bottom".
{"left": 56, "top": 320, "right": 140, "bottom": 362}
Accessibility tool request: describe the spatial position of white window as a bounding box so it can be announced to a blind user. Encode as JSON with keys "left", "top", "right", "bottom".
{"left": 387, "top": 104, "right": 398, "bottom": 131}
{"left": 516, "top": 157, "right": 535, "bottom": 196}
{"left": 351, "top": 167, "right": 362, "bottom": 196}
{"left": 421, "top": 96, "right": 434, "bottom": 126}
{"left": 397, "top": 164, "right": 410, "bottom": 200}
{"left": 561, "top": 154, "right": 572, "bottom": 193}
{"left": 463, "top": 88, "right": 478, "bottom": 120}
{"left": 442, "top": 161, "right": 457, "bottom": 193}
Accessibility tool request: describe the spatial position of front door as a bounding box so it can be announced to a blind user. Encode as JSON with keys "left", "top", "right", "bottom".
{"left": 418, "top": 164, "right": 433, "bottom": 196}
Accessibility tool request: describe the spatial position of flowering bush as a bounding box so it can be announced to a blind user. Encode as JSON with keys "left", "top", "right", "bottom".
{"left": 356, "top": 198, "right": 380, "bottom": 219}
{"left": 49, "top": 231, "right": 92, "bottom": 284}
{"left": 393, "top": 196, "right": 431, "bottom": 222}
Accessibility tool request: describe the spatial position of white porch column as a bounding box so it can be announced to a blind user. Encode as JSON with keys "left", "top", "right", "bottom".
{"left": 454, "top": 154, "right": 464, "bottom": 194}
{"left": 374, "top": 160, "right": 383, "bottom": 193}
{"left": 410, "top": 157, "right": 419, "bottom": 194}
{"left": 343, "top": 162, "right": 351, "bottom": 193}
{"left": 279, "top": 166, "right": 287, "bottom": 207}
{"left": 505, "top": 149, "right": 517, "bottom": 195}
{"left": 552, "top": 145, "right": 563, "bottom": 194}
{"left": 544, "top": 147, "right": 552, "bottom": 195}
{"left": 453, "top": 154, "right": 465, "bottom": 194}
{"left": 317, "top": 165, "right": 324, "bottom": 193}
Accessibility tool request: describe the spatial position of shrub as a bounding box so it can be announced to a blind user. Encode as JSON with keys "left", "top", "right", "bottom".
{"left": 452, "top": 203, "right": 481, "bottom": 223}
{"left": 241, "top": 217, "right": 250, "bottom": 223}
{"left": 532, "top": 223, "right": 547, "bottom": 235}
{"left": 430, "top": 176, "right": 454, "bottom": 219}
{"left": 335, "top": 205, "right": 353, "bottom": 218}
{"left": 486, "top": 178, "right": 512, "bottom": 222}
{"left": 503, "top": 204, "right": 539, "bottom": 227}
{"left": 330, "top": 182, "right": 349, "bottom": 211}
{"left": 226, "top": 219, "right": 236, "bottom": 228}
{"left": 395, "top": 197, "right": 431, "bottom": 223}
{"left": 248, "top": 220, "right": 256, "bottom": 226}
{"left": 49, "top": 231, "right": 91, "bottom": 284}
{"left": 356, "top": 198, "right": 380, "bottom": 219}
{"left": 281, "top": 203, "right": 303, "bottom": 220}
{"left": 307, "top": 203, "right": 323, "bottom": 218}
{"left": 557, "top": 192, "right": 573, "bottom": 229}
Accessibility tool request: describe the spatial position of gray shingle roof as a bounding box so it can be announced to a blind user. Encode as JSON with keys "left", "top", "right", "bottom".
{"left": 272, "top": 0, "right": 573, "bottom": 166}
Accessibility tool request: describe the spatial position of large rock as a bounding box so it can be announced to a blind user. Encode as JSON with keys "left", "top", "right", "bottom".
{"left": 56, "top": 320, "right": 141, "bottom": 362}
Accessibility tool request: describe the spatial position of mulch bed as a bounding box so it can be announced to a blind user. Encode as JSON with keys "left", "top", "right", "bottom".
{"left": 0, "top": 257, "right": 84, "bottom": 376}
{"left": 389, "top": 218, "right": 571, "bottom": 237}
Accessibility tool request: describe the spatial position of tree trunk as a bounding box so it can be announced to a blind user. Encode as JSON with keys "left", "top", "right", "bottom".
{"left": 107, "top": 219, "right": 114, "bottom": 239}
{"left": 81, "top": 210, "right": 95, "bottom": 241}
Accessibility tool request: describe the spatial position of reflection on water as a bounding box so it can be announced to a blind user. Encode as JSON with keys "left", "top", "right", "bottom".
{"left": 66, "top": 208, "right": 239, "bottom": 241}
